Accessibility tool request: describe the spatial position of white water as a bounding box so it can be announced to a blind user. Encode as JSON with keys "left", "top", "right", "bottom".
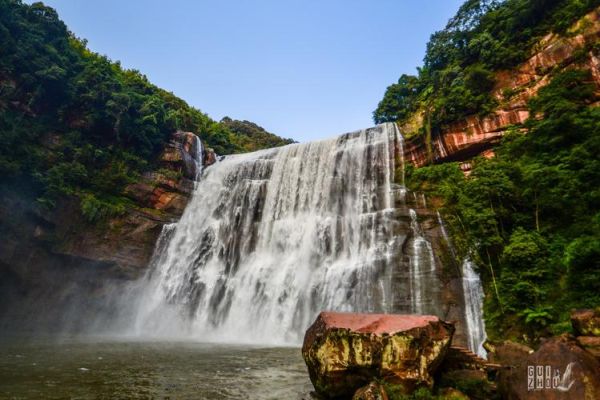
{"left": 408, "top": 209, "right": 437, "bottom": 315}
{"left": 118, "top": 123, "right": 485, "bottom": 346}
{"left": 462, "top": 258, "right": 488, "bottom": 358}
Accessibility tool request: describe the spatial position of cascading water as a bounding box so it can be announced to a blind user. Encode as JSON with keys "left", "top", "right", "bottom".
{"left": 462, "top": 258, "right": 488, "bottom": 358}
{"left": 407, "top": 209, "right": 437, "bottom": 315}
{"left": 121, "top": 123, "right": 455, "bottom": 344}
{"left": 436, "top": 211, "right": 488, "bottom": 357}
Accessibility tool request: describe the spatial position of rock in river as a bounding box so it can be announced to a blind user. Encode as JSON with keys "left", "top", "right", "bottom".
{"left": 302, "top": 312, "right": 454, "bottom": 399}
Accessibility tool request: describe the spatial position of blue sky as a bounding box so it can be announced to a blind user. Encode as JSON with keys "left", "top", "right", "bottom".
{"left": 32, "top": 0, "right": 464, "bottom": 142}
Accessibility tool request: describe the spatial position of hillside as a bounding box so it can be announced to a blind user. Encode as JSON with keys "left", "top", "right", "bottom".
{"left": 0, "top": 0, "right": 293, "bottom": 221}
{"left": 376, "top": 0, "right": 600, "bottom": 342}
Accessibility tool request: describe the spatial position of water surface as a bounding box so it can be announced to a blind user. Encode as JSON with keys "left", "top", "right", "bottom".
{"left": 0, "top": 339, "right": 312, "bottom": 399}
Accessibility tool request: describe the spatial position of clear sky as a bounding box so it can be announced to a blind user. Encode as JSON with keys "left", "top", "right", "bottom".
{"left": 29, "top": 0, "right": 464, "bottom": 142}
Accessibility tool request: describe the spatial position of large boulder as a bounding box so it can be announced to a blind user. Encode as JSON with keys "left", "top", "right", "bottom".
{"left": 571, "top": 308, "right": 600, "bottom": 337}
{"left": 498, "top": 334, "right": 600, "bottom": 400}
{"left": 302, "top": 312, "right": 454, "bottom": 399}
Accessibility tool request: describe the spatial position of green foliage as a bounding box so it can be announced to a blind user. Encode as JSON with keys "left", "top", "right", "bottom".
{"left": 373, "top": 74, "right": 421, "bottom": 123}
{"left": 407, "top": 69, "right": 600, "bottom": 342}
{"left": 219, "top": 117, "right": 295, "bottom": 151}
{"left": 374, "top": 0, "right": 599, "bottom": 127}
{"left": 439, "top": 372, "right": 496, "bottom": 400}
{"left": 380, "top": 382, "right": 442, "bottom": 400}
{"left": 80, "top": 193, "right": 127, "bottom": 223}
{"left": 0, "top": 0, "right": 292, "bottom": 221}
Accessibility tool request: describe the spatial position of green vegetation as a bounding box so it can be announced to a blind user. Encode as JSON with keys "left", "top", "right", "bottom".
{"left": 374, "top": 0, "right": 599, "bottom": 130}
{"left": 220, "top": 117, "right": 295, "bottom": 152}
{"left": 0, "top": 0, "right": 292, "bottom": 219}
{"left": 407, "top": 69, "right": 600, "bottom": 342}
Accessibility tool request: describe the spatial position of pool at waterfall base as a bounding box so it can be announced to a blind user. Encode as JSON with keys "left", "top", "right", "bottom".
{"left": 0, "top": 339, "right": 312, "bottom": 399}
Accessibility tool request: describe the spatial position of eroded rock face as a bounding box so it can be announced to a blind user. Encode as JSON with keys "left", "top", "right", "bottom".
{"left": 55, "top": 131, "right": 205, "bottom": 273}
{"left": 498, "top": 335, "right": 600, "bottom": 400}
{"left": 0, "top": 130, "right": 209, "bottom": 331}
{"left": 402, "top": 7, "right": 600, "bottom": 169}
{"left": 302, "top": 312, "right": 454, "bottom": 399}
{"left": 571, "top": 308, "right": 600, "bottom": 337}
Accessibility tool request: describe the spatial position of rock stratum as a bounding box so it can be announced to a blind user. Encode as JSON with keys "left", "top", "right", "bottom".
{"left": 0, "top": 131, "right": 213, "bottom": 330}
{"left": 401, "top": 7, "right": 600, "bottom": 170}
{"left": 302, "top": 312, "right": 454, "bottom": 399}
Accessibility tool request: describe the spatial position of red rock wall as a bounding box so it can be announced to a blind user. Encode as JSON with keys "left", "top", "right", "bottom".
{"left": 403, "top": 7, "right": 600, "bottom": 169}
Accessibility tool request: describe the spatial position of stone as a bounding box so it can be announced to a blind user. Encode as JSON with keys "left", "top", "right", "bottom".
{"left": 302, "top": 312, "right": 454, "bottom": 399}
{"left": 204, "top": 147, "right": 217, "bottom": 166}
{"left": 484, "top": 340, "right": 534, "bottom": 366}
{"left": 401, "top": 7, "right": 600, "bottom": 170}
{"left": 498, "top": 335, "right": 600, "bottom": 400}
{"left": 576, "top": 336, "right": 600, "bottom": 360}
{"left": 352, "top": 382, "right": 388, "bottom": 400}
{"left": 571, "top": 308, "right": 600, "bottom": 337}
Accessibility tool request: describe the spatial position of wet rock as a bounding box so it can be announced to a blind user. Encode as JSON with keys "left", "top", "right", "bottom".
{"left": 204, "top": 147, "right": 217, "bottom": 166}
{"left": 576, "top": 336, "right": 600, "bottom": 360}
{"left": 498, "top": 335, "right": 600, "bottom": 400}
{"left": 484, "top": 340, "right": 534, "bottom": 366}
{"left": 302, "top": 312, "right": 454, "bottom": 399}
{"left": 352, "top": 382, "right": 388, "bottom": 400}
{"left": 165, "top": 131, "right": 204, "bottom": 179}
{"left": 571, "top": 308, "right": 600, "bottom": 337}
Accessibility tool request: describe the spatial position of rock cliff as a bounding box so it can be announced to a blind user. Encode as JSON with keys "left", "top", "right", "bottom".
{"left": 0, "top": 131, "right": 212, "bottom": 331}
{"left": 402, "top": 7, "right": 600, "bottom": 170}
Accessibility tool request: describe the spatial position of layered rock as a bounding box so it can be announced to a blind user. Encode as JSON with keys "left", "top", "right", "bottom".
{"left": 46, "top": 131, "right": 207, "bottom": 275}
{"left": 402, "top": 7, "right": 600, "bottom": 169}
{"left": 302, "top": 312, "right": 454, "bottom": 398}
{"left": 0, "top": 131, "right": 209, "bottom": 331}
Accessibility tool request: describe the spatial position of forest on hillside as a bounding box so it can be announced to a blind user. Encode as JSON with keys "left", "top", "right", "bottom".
{"left": 375, "top": 0, "right": 600, "bottom": 342}
{"left": 0, "top": 0, "right": 293, "bottom": 220}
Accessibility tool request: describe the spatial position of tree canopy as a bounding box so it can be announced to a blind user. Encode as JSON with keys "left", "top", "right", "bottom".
{"left": 374, "top": 0, "right": 600, "bottom": 129}
{"left": 0, "top": 0, "right": 293, "bottom": 219}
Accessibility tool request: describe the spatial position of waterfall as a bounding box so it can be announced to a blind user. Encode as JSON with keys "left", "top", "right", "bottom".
{"left": 123, "top": 123, "right": 446, "bottom": 344}
{"left": 462, "top": 258, "right": 488, "bottom": 358}
{"left": 407, "top": 209, "right": 437, "bottom": 315}
{"left": 193, "top": 135, "right": 205, "bottom": 180}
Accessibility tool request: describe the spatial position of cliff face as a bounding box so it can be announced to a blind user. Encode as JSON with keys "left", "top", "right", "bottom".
{"left": 402, "top": 7, "right": 600, "bottom": 169}
{"left": 0, "top": 131, "right": 212, "bottom": 330}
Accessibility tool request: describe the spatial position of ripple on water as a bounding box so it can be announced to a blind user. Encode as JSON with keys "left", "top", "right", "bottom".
{"left": 0, "top": 339, "right": 313, "bottom": 400}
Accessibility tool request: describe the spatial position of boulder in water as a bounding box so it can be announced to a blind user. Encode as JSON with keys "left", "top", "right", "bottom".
{"left": 302, "top": 312, "right": 454, "bottom": 398}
